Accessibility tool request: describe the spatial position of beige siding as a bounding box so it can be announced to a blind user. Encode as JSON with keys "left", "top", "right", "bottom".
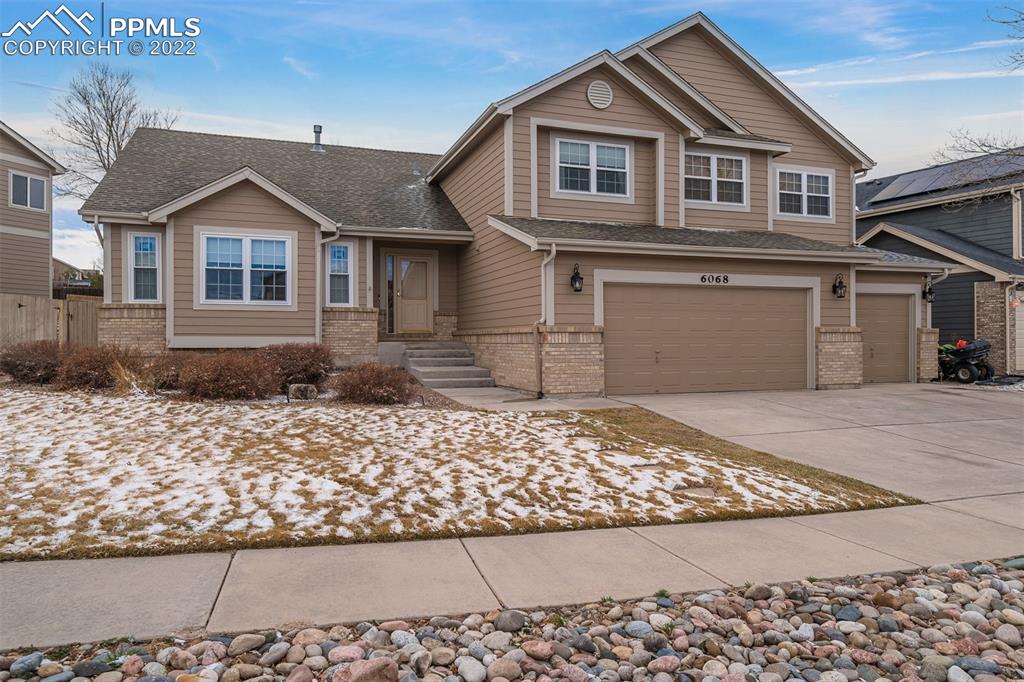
{"left": 623, "top": 56, "right": 717, "bottom": 129}
{"left": 682, "top": 143, "right": 769, "bottom": 231}
{"left": 171, "top": 180, "right": 317, "bottom": 338}
{"left": 441, "top": 125, "right": 542, "bottom": 329}
{"left": 511, "top": 65, "right": 683, "bottom": 227}
{"left": 108, "top": 224, "right": 123, "bottom": 302}
{"left": 553, "top": 253, "right": 851, "bottom": 328}
{"left": 650, "top": 27, "right": 854, "bottom": 244}
{"left": 0, "top": 232, "right": 50, "bottom": 296}
{"left": 1, "top": 133, "right": 52, "bottom": 235}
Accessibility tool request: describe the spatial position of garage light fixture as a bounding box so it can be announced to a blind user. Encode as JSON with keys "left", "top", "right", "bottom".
{"left": 570, "top": 263, "right": 584, "bottom": 293}
{"left": 923, "top": 283, "right": 935, "bottom": 303}
{"left": 831, "top": 273, "right": 847, "bottom": 299}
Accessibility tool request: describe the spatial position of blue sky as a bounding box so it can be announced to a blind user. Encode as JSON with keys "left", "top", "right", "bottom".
{"left": 2, "top": 0, "right": 1022, "bottom": 267}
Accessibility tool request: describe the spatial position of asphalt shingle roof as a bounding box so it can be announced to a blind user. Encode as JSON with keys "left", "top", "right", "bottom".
{"left": 82, "top": 128, "right": 470, "bottom": 232}
{"left": 865, "top": 222, "right": 1024, "bottom": 276}
{"left": 494, "top": 216, "right": 947, "bottom": 266}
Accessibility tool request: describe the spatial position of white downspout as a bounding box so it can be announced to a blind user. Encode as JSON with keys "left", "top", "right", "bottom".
{"left": 534, "top": 243, "right": 556, "bottom": 398}
{"left": 318, "top": 225, "right": 343, "bottom": 343}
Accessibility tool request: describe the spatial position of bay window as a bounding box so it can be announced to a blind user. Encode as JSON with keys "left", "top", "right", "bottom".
{"left": 128, "top": 233, "right": 160, "bottom": 302}
{"left": 556, "top": 138, "right": 629, "bottom": 197}
{"left": 201, "top": 233, "right": 291, "bottom": 304}
{"left": 777, "top": 167, "right": 833, "bottom": 219}
{"left": 684, "top": 153, "right": 745, "bottom": 205}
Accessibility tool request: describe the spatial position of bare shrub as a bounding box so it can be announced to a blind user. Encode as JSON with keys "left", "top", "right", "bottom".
{"left": 55, "top": 345, "right": 141, "bottom": 390}
{"left": 0, "top": 340, "right": 63, "bottom": 383}
{"left": 331, "top": 362, "right": 416, "bottom": 405}
{"left": 179, "top": 351, "right": 282, "bottom": 401}
{"left": 261, "top": 343, "right": 334, "bottom": 390}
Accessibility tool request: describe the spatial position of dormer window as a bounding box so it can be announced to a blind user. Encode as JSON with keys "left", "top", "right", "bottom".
{"left": 556, "top": 138, "right": 629, "bottom": 197}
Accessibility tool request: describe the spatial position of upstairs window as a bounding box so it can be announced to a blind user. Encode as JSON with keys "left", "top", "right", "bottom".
{"left": 777, "top": 168, "right": 833, "bottom": 218}
{"left": 10, "top": 171, "right": 46, "bottom": 211}
{"left": 129, "top": 233, "right": 160, "bottom": 302}
{"left": 684, "top": 153, "right": 744, "bottom": 205}
{"left": 327, "top": 243, "right": 353, "bottom": 305}
{"left": 556, "top": 138, "right": 629, "bottom": 197}
{"left": 202, "top": 234, "right": 291, "bottom": 304}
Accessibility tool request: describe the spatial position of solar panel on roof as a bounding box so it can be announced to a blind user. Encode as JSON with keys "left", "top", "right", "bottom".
{"left": 868, "top": 150, "right": 1024, "bottom": 204}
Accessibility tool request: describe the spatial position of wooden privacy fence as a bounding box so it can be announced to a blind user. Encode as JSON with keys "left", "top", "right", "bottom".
{"left": 0, "top": 293, "right": 99, "bottom": 348}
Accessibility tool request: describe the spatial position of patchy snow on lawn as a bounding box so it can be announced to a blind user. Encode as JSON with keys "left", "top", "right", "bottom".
{"left": 0, "top": 387, "right": 900, "bottom": 559}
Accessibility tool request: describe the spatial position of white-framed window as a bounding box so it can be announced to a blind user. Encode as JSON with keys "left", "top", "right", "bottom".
{"left": 684, "top": 152, "right": 745, "bottom": 205}
{"left": 326, "top": 242, "right": 354, "bottom": 306}
{"left": 128, "top": 232, "right": 160, "bottom": 302}
{"left": 555, "top": 138, "right": 629, "bottom": 197}
{"left": 9, "top": 170, "right": 47, "bottom": 212}
{"left": 776, "top": 167, "right": 834, "bottom": 219}
{"left": 201, "top": 233, "right": 292, "bottom": 305}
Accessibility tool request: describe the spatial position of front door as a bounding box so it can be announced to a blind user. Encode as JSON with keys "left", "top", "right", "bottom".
{"left": 395, "top": 255, "right": 432, "bottom": 333}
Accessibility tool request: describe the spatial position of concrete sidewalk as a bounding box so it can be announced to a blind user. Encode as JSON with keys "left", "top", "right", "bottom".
{"left": 4, "top": 496, "right": 1023, "bottom": 651}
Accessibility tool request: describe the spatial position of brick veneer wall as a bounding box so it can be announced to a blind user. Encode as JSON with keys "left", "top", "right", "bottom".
{"left": 455, "top": 325, "right": 605, "bottom": 396}
{"left": 815, "top": 326, "right": 862, "bottom": 389}
{"left": 434, "top": 312, "right": 458, "bottom": 340}
{"left": 98, "top": 304, "right": 166, "bottom": 354}
{"left": 322, "top": 307, "right": 378, "bottom": 366}
{"left": 975, "top": 282, "right": 1010, "bottom": 374}
{"left": 917, "top": 327, "right": 939, "bottom": 382}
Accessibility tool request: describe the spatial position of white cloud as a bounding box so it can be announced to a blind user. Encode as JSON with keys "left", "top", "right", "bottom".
{"left": 53, "top": 227, "right": 101, "bottom": 271}
{"left": 283, "top": 56, "right": 317, "bottom": 80}
{"left": 793, "top": 70, "right": 1023, "bottom": 89}
{"left": 962, "top": 109, "right": 1024, "bottom": 122}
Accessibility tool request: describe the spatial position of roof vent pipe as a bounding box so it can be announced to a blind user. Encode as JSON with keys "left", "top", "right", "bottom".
{"left": 312, "top": 124, "right": 324, "bottom": 153}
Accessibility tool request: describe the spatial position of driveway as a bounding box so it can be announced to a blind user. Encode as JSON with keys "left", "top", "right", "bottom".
{"left": 619, "top": 383, "right": 1024, "bottom": 506}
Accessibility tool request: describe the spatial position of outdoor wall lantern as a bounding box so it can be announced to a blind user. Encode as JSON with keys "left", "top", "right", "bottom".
{"left": 831, "top": 273, "right": 847, "bottom": 299}
{"left": 570, "top": 263, "right": 584, "bottom": 293}
{"left": 924, "top": 283, "right": 935, "bottom": 303}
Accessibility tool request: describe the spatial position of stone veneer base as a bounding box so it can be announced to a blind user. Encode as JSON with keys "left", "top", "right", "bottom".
{"left": 815, "top": 326, "right": 863, "bottom": 390}
{"left": 98, "top": 304, "right": 167, "bottom": 355}
{"left": 322, "top": 307, "right": 378, "bottom": 366}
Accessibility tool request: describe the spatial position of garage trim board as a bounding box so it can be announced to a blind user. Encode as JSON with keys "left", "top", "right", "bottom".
{"left": 857, "top": 283, "right": 921, "bottom": 383}
{"left": 593, "top": 269, "right": 821, "bottom": 389}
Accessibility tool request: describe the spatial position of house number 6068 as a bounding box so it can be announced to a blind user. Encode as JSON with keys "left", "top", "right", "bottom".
{"left": 700, "top": 274, "right": 729, "bottom": 284}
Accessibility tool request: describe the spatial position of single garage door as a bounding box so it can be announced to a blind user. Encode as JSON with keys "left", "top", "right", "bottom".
{"left": 604, "top": 283, "right": 809, "bottom": 394}
{"left": 859, "top": 293, "right": 912, "bottom": 383}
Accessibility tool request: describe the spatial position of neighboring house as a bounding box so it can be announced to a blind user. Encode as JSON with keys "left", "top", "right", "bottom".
{"left": 856, "top": 151, "right": 1024, "bottom": 374}
{"left": 80, "top": 12, "right": 947, "bottom": 396}
{"left": 52, "top": 257, "right": 98, "bottom": 286}
{"left": 0, "top": 120, "right": 66, "bottom": 298}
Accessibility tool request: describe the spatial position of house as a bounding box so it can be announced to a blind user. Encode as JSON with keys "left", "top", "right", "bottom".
{"left": 79, "top": 13, "right": 948, "bottom": 396}
{"left": 856, "top": 151, "right": 1024, "bottom": 374}
{"left": 0, "top": 120, "right": 66, "bottom": 297}
{"left": 53, "top": 257, "right": 99, "bottom": 286}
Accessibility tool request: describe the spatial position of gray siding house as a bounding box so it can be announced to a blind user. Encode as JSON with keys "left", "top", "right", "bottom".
{"left": 856, "top": 152, "right": 1024, "bottom": 374}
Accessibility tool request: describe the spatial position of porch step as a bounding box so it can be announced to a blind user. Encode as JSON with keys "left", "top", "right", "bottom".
{"left": 400, "top": 341, "right": 495, "bottom": 389}
{"left": 408, "top": 356, "right": 476, "bottom": 367}
{"left": 415, "top": 376, "right": 496, "bottom": 389}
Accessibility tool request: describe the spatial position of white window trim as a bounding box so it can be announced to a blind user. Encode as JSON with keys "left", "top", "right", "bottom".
{"left": 683, "top": 149, "right": 750, "bottom": 212}
{"left": 127, "top": 231, "right": 162, "bottom": 303}
{"left": 774, "top": 164, "right": 836, "bottom": 224}
{"left": 8, "top": 169, "right": 49, "bottom": 213}
{"left": 552, "top": 135, "right": 632, "bottom": 201}
{"left": 324, "top": 240, "right": 357, "bottom": 307}
{"left": 196, "top": 228, "right": 297, "bottom": 308}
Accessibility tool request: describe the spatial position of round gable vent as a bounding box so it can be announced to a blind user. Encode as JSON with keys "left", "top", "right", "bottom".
{"left": 587, "top": 80, "right": 614, "bottom": 109}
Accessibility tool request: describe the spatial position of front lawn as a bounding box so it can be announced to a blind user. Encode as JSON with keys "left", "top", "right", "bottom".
{"left": 0, "top": 386, "right": 913, "bottom": 561}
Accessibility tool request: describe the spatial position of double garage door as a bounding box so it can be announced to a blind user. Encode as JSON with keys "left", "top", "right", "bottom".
{"left": 604, "top": 283, "right": 810, "bottom": 394}
{"left": 604, "top": 284, "right": 916, "bottom": 394}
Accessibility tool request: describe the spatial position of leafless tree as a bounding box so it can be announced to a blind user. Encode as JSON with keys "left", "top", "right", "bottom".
{"left": 48, "top": 63, "right": 179, "bottom": 243}
{"left": 991, "top": 6, "right": 1024, "bottom": 70}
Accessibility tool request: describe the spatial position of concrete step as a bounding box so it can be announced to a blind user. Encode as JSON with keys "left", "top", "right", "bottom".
{"left": 419, "top": 376, "right": 496, "bottom": 389}
{"left": 402, "top": 341, "right": 467, "bottom": 350}
{"left": 411, "top": 366, "right": 492, "bottom": 380}
{"left": 407, "top": 356, "right": 475, "bottom": 367}
{"left": 405, "top": 349, "right": 473, "bottom": 359}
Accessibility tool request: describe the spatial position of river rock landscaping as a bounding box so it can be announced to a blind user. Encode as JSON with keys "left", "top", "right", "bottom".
{"left": 0, "top": 386, "right": 907, "bottom": 561}
{"left": 3, "top": 559, "right": 1023, "bottom": 682}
